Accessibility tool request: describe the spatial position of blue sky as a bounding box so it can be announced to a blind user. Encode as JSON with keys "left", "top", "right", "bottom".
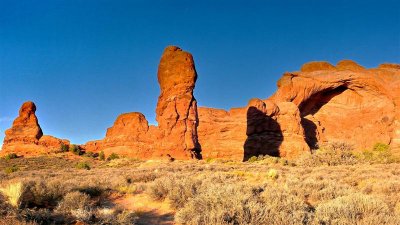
{"left": 1, "top": 0, "right": 399, "bottom": 145}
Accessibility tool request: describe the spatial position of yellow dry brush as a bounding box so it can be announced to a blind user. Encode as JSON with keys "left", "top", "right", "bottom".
{"left": 0, "top": 182, "right": 24, "bottom": 208}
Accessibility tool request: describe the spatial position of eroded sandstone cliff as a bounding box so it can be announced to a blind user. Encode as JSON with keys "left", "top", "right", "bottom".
{"left": 2, "top": 47, "right": 399, "bottom": 161}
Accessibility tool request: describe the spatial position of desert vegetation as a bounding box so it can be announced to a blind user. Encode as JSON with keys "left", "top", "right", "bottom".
{"left": 0, "top": 142, "right": 399, "bottom": 224}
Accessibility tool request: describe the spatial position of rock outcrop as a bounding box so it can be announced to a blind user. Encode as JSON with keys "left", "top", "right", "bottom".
{"left": 83, "top": 46, "right": 200, "bottom": 159}
{"left": 2, "top": 48, "right": 399, "bottom": 161}
{"left": 270, "top": 60, "right": 399, "bottom": 152}
{"left": 156, "top": 46, "right": 200, "bottom": 158}
{"left": 199, "top": 99, "right": 310, "bottom": 161}
{"left": 1, "top": 101, "right": 69, "bottom": 156}
{"left": 199, "top": 60, "right": 400, "bottom": 159}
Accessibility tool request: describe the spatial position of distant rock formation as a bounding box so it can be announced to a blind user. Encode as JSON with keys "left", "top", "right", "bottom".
{"left": 83, "top": 46, "right": 200, "bottom": 159}
{"left": 1, "top": 101, "right": 69, "bottom": 156}
{"left": 2, "top": 48, "right": 399, "bottom": 161}
{"left": 199, "top": 60, "right": 400, "bottom": 160}
{"left": 270, "top": 60, "right": 400, "bottom": 152}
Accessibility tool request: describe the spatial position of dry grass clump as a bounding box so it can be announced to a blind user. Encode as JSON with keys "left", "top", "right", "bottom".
{"left": 0, "top": 182, "right": 25, "bottom": 208}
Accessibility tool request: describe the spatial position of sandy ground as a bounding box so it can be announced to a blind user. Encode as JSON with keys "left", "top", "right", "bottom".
{"left": 114, "top": 193, "right": 175, "bottom": 225}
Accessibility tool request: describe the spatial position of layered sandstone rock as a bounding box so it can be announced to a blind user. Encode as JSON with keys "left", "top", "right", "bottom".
{"left": 270, "top": 60, "right": 400, "bottom": 152}
{"left": 199, "top": 99, "right": 310, "bottom": 161}
{"left": 199, "top": 60, "right": 399, "bottom": 159}
{"left": 1, "top": 101, "right": 69, "bottom": 156}
{"left": 3, "top": 49, "right": 398, "bottom": 161}
{"left": 156, "top": 46, "right": 200, "bottom": 158}
{"left": 83, "top": 46, "right": 200, "bottom": 159}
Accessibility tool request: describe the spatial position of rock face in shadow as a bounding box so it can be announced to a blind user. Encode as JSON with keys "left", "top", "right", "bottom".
{"left": 83, "top": 46, "right": 200, "bottom": 159}
{"left": 1, "top": 101, "right": 69, "bottom": 156}
{"left": 199, "top": 99, "right": 310, "bottom": 161}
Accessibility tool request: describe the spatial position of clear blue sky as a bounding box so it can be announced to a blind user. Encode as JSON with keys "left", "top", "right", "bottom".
{"left": 1, "top": 0, "right": 399, "bottom": 145}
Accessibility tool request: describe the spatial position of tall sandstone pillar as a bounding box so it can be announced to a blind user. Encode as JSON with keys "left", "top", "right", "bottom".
{"left": 155, "top": 46, "right": 201, "bottom": 159}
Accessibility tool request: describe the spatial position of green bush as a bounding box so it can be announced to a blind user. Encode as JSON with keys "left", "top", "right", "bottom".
{"left": 247, "top": 156, "right": 258, "bottom": 163}
{"left": 373, "top": 142, "right": 390, "bottom": 152}
{"left": 4, "top": 165, "right": 19, "bottom": 174}
{"left": 83, "top": 151, "right": 96, "bottom": 158}
{"left": 99, "top": 151, "right": 105, "bottom": 161}
{"left": 75, "top": 162, "right": 90, "bottom": 170}
{"left": 107, "top": 153, "right": 120, "bottom": 161}
{"left": 69, "top": 144, "right": 81, "bottom": 155}
{"left": 60, "top": 143, "right": 68, "bottom": 152}
{"left": 4, "top": 153, "right": 18, "bottom": 160}
{"left": 267, "top": 169, "right": 279, "bottom": 180}
{"left": 357, "top": 142, "right": 397, "bottom": 163}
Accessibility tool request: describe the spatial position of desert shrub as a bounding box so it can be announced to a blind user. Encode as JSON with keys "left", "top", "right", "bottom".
{"left": 57, "top": 191, "right": 91, "bottom": 211}
{"left": 167, "top": 177, "right": 201, "bottom": 209}
{"left": 266, "top": 168, "right": 279, "bottom": 180}
{"left": 23, "top": 179, "right": 67, "bottom": 208}
{"left": 175, "top": 182, "right": 312, "bottom": 225}
{"left": 147, "top": 175, "right": 219, "bottom": 209}
{"left": 147, "top": 177, "right": 174, "bottom": 200}
{"left": 115, "top": 210, "right": 138, "bottom": 224}
{"left": 95, "top": 208, "right": 138, "bottom": 225}
{"left": 83, "top": 151, "right": 97, "bottom": 158}
{"left": 99, "top": 151, "right": 105, "bottom": 161}
{"left": 125, "top": 172, "right": 158, "bottom": 183}
{"left": 4, "top": 165, "right": 19, "bottom": 174}
{"left": 205, "top": 158, "right": 214, "bottom": 163}
{"left": 356, "top": 142, "right": 398, "bottom": 163}
{"left": 287, "top": 177, "right": 354, "bottom": 203}
{"left": 116, "top": 184, "right": 138, "bottom": 194}
{"left": 60, "top": 143, "right": 68, "bottom": 152}
{"left": 107, "top": 153, "right": 120, "bottom": 161}
{"left": 4, "top": 153, "right": 18, "bottom": 160}
{"left": 75, "top": 162, "right": 91, "bottom": 170}
{"left": 296, "top": 142, "right": 357, "bottom": 166}
{"left": 19, "top": 208, "right": 62, "bottom": 224}
{"left": 247, "top": 156, "right": 258, "bottom": 163}
{"left": 314, "top": 193, "right": 399, "bottom": 224}
{"left": 0, "top": 217, "right": 38, "bottom": 225}
{"left": 69, "top": 144, "right": 81, "bottom": 155}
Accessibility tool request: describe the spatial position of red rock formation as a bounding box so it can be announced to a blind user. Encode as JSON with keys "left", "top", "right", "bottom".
{"left": 1, "top": 101, "right": 69, "bottom": 156}
{"left": 198, "top": 107, "right": 247, "bottom": 161}
{"left": 199, "top": 99, "right": 310, "bottom": 161}
{"left": 270, "top": 60, "right": 399, "bottom": 152}
{"left": 3, "top": 49, "right": 399, "bottom": 161}
{"left": 83, "top": 46, "right": 200, "bottom": 159}
{"left": 199, "top": 60, "right": 400, "bottom": 160}
{"left": 156, "top": 46, "right": 200, "bottom": 158}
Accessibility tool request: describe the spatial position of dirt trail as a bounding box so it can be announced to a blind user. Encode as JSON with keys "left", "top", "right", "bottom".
{"left": 114, "top": 193, "right": 175, "bottom": 225}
